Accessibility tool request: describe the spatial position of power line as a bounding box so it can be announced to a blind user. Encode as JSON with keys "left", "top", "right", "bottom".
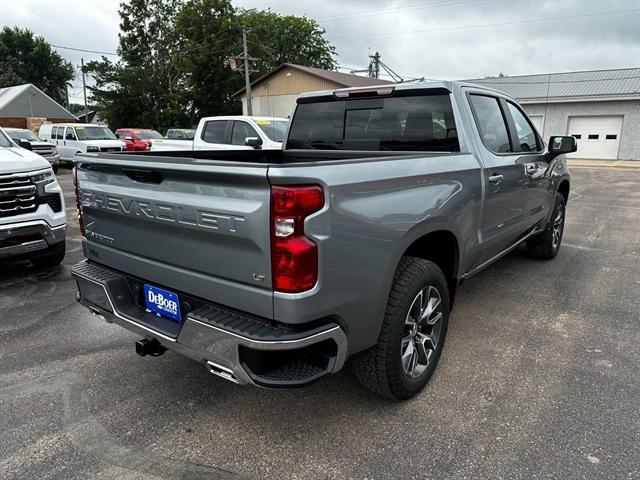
{"left": 316, "top": 0, "right": 473, "bottom": 22}
{"left": 51, "top": 44, "right": 118, "bottom": 56}
{"left": 330, "top": 7, "right": 640, "bottom": 39}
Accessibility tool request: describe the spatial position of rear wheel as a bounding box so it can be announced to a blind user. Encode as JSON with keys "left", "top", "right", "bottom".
{"left": 526, "top": 195, "right": 565, "bottom": 260}
{"left": 352, "top": 257, "right": 449, "bottom": 400}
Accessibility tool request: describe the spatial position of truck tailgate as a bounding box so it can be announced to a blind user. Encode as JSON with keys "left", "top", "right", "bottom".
{"left": 76, "top": 155, "right": 273, "bottom": 319}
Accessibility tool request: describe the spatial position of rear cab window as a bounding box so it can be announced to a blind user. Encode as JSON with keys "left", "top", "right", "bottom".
{"left": 286, "top": 91, "right": 460, "bottom": 152}
{"left": 468, "top": 94, "right": 512, "bottom": 154}
{"left": 202, "top": 121, "right": 229, "bottom": 144}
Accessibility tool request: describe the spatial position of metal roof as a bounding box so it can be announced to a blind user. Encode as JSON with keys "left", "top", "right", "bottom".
{"left": 467, "top": 67, "right": 640, "bottom": 103}
{"left": 0, "top": 84, "right": 76, "bottom": 119}
{"left": 233, "top": 63, "right": 393, "bottom": 97}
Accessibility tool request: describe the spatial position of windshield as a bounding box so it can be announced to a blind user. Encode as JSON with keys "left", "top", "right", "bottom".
{"left": 0, "top": 130, "right": 12, "bottom": 148}
{"left": 134, "top": 130, "right": 163, "bottom": 140}
{"left": 7, "top": 129, "right": 40, "bottom": 141}
{"left": 255, "top": 119, "right": 289, "bottom": 142}
{"left": 75, "top": 126, "right": 117, "bottom": 140}
{"left": 287, "top": 94, "right": 459, "bottom": 152}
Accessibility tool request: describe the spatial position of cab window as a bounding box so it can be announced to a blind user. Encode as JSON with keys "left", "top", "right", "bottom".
{"left": 468, "top": 94, "right": 511, "bottom": 153}
{"left": 202, "top": 120, "right": 228, "bottom": 144}
{"left": 506, "top": 102, "right": 541, "bottom": 152}
{"left": 231, "top": 121, "right": 259, "bottom": 145}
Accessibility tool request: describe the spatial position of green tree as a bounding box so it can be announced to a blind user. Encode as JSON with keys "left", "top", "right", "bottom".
{"left": 176, "top": 3, "right": 337, "bottom": 117}
{"left": 87, "top": 0, "right": 191, "bottom": 130}
{"left": 88, "top": 0, "right": 338, "bottom": 129}
{"left": 0, "top": 27, "right": 74, "bottom": 105}
{"left": 237, "top": 9, "right": 337, "bottom": 72}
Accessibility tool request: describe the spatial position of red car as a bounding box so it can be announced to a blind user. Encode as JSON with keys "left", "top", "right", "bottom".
{"left": 115, "top": 128, "right": 163, "bottom": 151}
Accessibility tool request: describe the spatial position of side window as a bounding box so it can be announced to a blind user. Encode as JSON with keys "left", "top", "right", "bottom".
{"left": 167, "top": 130, "right": 174, "bottom": 139}
{"left": 175, "top": 131, "right": 185, "bottom": 139}
{"left": 506, "top": 102, "right": 540, "bottom": 152}
{"left": 66, "top": 128, "right": 77, "bottom": 140}
{"left": 202, "top": 121, "right": 228, "bottom": 144}
{"left": 469, "top": 94, "right": 511, "bottom": 153}
{"left": 51, "top": 126, "right": 58, "bottom": 140}
{"left": 231, "top": 121, "right": 259, "bottom": 145}
{"left": 58, "top": 127, "right": 65, "bottom": 140}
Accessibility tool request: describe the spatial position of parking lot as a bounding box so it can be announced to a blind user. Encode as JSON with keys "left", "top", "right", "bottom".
{"left": 1, "top": 166, "right": 638, "bottom": 480}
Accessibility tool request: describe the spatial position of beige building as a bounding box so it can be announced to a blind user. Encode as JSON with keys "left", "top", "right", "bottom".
{"left": 235, "top": 63, "right": 393, "bottom": 118}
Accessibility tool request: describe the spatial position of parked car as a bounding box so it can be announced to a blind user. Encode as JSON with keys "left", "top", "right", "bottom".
{"left": 115, "top": 128, "right": 163, "bottom": 151}
{"left": 71, "top": 81, "right": 574, "bottom": 400}
{"left": 150, "top": 116, "right": 289, "bottom": 151}
{"left": 166, "top": 128, "right": 195, "bottom": 140}
{"left": 0, "top": 127, "right": 66, "bottom": 266}
{"left": 3, "top": 128, "right": 60, "bottom": 172}
{"left": 39, "top": 123, "right": 125, "bottom": 162}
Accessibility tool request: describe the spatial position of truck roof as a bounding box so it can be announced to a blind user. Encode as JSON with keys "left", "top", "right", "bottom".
{"left": 298, "top": 80, "right": 515, "bottom": 101}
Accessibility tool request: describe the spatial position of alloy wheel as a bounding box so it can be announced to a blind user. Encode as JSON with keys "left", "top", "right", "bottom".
{"left": 401, "top": 286, "right": 443, "bottom": 379}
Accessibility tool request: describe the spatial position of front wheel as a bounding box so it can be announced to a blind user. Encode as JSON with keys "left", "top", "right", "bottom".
{"left": 32, "top": 241, "right": 66, "bottom": 268}
{"left": 526, "top": 194, "right": 566, "bottom": 260}
{"left": 352, "top": 257, "right": 450, "bottom": 400}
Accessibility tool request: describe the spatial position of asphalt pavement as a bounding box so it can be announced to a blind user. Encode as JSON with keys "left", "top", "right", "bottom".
{"left": 1, "top": 166, "right": 638, "bottom": 480}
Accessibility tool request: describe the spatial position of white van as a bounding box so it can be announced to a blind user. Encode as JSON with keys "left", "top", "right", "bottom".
{"left": 39, "top": 123, "right": 125, "bottom": 162}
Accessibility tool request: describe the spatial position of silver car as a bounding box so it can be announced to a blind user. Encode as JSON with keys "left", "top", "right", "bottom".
{"left": 4, "top": 128, "right": 60, "bottom": 172}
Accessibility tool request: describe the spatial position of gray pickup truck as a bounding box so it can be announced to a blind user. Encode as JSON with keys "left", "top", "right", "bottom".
{"left": 71, "top": 81, "right": 574, "bottom": 400}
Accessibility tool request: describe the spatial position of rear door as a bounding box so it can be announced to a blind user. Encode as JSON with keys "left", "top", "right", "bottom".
{"left": 194, "top": 120, "right": 231, "bottom": 150}
{"left": 467, "top": 92, "right": 531, "bottom": 262}
{"left": 77, "top": 156, "right": 274, "bottom": 318}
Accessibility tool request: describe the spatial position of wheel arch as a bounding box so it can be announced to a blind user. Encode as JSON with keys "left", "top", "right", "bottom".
{"left": 400, "top": 228, "right": 461, "bottom": 306}
{"left": 558, "top": 179, "right": 570, "bottom": 205}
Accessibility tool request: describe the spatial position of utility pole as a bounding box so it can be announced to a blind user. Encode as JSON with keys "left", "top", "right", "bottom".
{"left": 81, "top": 58, "right": 88, "bottom": 123}
{"left": 369, "top": 51, "right": 381, "bottom": 79}
{"left": 242, "top": 29, "right": 253, "bottom": 116}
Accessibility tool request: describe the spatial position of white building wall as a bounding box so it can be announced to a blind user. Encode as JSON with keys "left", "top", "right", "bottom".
{"left": 523, "top": 100, "right": 639, "bottom": 160}
{"left": 240, "top": 94, "right": 299, "bottom": 118}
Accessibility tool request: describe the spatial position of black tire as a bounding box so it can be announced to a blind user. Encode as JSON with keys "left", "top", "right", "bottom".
{"left": 32, "top": 241, "right": 66, "bottom": 268}
{"left": 352, "top": 257, "right": 450, "bottom": 400}
{"left": 52, "top": 165, "right": 59, "bottom": 173}
{"left": 526, "top": 194, "right": 566, "bottom": 260}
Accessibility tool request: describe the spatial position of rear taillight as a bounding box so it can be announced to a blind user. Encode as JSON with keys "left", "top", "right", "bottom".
{"left": 72, "top": 167, "right": 85, "bottom": 236}
{"left": 271, "top": 185, "right": 324, "bottom": 293}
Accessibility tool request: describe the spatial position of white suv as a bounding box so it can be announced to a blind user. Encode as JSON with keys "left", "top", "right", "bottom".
{"left": 0, "top": 127, "right": 66, "bottom": 267}
{"left": 39, "top": 123, "right": 125, "bottom": 162}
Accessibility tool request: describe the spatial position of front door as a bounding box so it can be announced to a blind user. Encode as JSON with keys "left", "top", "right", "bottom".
{"left": 468, "top": 93, "right": 531, "bottom": 263}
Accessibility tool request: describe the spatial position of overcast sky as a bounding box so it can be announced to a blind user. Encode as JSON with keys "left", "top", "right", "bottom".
{"left": 2, "top": 0, "right": 639, "bottom": 103}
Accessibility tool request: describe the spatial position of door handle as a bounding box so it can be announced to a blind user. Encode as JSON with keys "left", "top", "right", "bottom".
{"left": 526, "top": 163, "right": 537, "bottom": 174}
{"left": 488, "top": 174, "right": 504, "bottom": 184}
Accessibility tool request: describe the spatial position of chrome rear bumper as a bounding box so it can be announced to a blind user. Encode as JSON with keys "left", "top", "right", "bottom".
{"left": 72, "top": 260, "right": 348, "bottom": 387}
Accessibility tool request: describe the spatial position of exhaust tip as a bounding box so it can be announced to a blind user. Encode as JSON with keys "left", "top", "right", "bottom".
{"left": 206, "top": 361, "right": 239, "bottom": 384}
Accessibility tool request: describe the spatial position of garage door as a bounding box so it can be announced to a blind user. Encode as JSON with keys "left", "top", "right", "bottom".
{"left": 528, "top": 115, "right": 544, "bottom": 135}
{"left": 567, "top": 116, "right": 623, "bottom": 160}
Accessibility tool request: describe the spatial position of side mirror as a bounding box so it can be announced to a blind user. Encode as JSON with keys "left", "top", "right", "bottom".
{"left": 66, "top": 133, "right": 75, "bottom": 140}
{"left": 245, "top": 136, "right": 263, "bottom": 149}
{"left": 548, "top": 136, "right": 577, "bottom": 158}
{"left": 17, "top": 139, "right": 32, "bottom": 150}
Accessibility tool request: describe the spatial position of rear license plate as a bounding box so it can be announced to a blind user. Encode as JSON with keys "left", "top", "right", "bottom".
{"left": 143, "top": 284, "right": 182, "bottom": 322}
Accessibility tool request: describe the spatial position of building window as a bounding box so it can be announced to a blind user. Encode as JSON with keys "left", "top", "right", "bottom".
{"left": 605, "top": 134, "right": 617, "bottom": 140}
{"left": 588, "top": 134, "right": 599, "bottom": 140}
{"left": 572, "top": 134, "right": 581, "bottom": 139}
